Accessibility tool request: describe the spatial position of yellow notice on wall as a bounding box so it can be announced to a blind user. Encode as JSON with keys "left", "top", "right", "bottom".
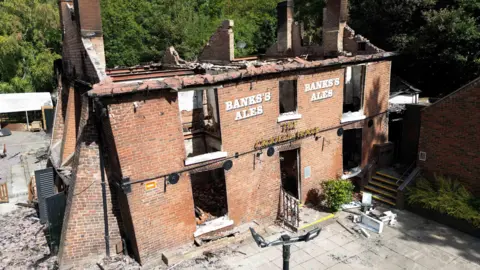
{"left": 145, "top": 181, "right": 158, "bottom": 191}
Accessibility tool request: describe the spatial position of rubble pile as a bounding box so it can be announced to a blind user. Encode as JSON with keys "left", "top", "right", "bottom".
{"left": 0, "top": 207, "right": 57, "bottom": 270}
{"left": 172, "top": 249, "right": 235, "bottom": 270}
{"left": 192, "top": 173, "right": 228, "bottom": 225}
{"left": 83, "top": 255, "right": 141, "bottom": 270}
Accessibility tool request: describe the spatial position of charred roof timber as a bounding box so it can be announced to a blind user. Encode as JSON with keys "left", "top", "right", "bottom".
{"left": 62, "top": 0, "right": 394, "bottom": 97}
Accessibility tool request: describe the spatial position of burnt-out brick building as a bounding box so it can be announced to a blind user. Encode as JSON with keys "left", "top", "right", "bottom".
{"left": 50, "top": 0, "right": 394, "bottom": 267}
{"left": 418, "top": 77, "right": 480, "bottom": 196}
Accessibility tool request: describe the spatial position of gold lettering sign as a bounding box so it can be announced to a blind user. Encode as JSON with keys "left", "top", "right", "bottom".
{"left": 254, "top": 127, "right": 322, "bottom": 149}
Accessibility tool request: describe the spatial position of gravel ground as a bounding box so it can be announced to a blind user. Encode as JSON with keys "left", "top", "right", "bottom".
{"left": 0, "top": 131, "right": 50, "bottom": 184}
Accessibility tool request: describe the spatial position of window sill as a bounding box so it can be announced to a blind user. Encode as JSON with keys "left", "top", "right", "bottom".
{"left": 277, "top": 112, "right": 302, "bottom": 123}
{"left": 341, "top": 111, "right": 366, "bottom": 123}
{"left": 194, "top": 216, "right": 234, "bottom": 237}
{"left": 341, "top": 166, "right": 362, "bottom": 180}
{"left": 185, "top": 151, "right": 228, "bottom": 166}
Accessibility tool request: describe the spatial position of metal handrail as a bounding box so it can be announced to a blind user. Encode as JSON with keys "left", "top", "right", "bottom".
{"left": 397, "top": 161, "right": 415, "bottom": 185}
{"left": 398, "top": 167, "right": 421, "bottom": 191}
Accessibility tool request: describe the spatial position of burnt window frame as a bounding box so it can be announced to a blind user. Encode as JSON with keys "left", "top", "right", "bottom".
{"left": 279, "top": 79, "right": 298, "bottom": 114}
{"left": 343, "top": 65, "right": 366, "bottom": 113}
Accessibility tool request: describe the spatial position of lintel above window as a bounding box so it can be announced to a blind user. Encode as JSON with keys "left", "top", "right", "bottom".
{"left": 185, "top": 151, "right": 228, "bottom": 166}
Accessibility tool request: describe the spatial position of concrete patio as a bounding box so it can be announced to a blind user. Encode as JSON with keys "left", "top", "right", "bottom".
{"left": 180, "top": 209, "right": 480, "bottom": 269}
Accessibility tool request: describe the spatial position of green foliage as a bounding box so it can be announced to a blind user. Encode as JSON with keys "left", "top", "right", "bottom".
{"left": 2, "top": 0, "right": 478, "bottom": 97}
{"left": 294, "top": 0, "right": 325, "bottom": 45}
{"left": 322, "top": 179, "right": 354, "bottom": 212}
{"left": 0, "top": 0, "right": 61, "bottom": 93}
{"left": 348, "top": 0, "right": 480, "bottom": 96}
{"left": 100, "top": 0, "right": 279, "bottom": 67}
{"left": 407, "top": 176, "right": 480, "bottom": 227}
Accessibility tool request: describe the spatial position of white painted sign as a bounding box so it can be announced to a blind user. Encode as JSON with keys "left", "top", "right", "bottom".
{"left": 311, "top": 89, "right": 333, "bottom": 102}
{"left": 304, "top": 78, "right": 340, "bottom": 92}
{"left": 305, "top": 78, "right": 340, "bottom": 103}
{"left": 225, "top": 92, "right": 271, "bottom": 121}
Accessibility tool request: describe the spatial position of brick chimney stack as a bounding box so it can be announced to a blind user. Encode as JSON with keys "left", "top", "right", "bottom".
{"left": 75, "top": 0, "right": 103, "bottom": 37}
{"left": 323, "top": 0, "right": 348, "bottom": 57}
{"left": 276, "top": 0, "right": 295, "bottom": 53}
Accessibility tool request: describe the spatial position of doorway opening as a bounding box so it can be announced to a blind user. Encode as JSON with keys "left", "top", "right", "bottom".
{"left": 190, "top": 168, "right": 232, "bottom": 237}
{"left": 343, "top": 129, "right": 362, "bottom": 173}
{"left": 280, "top": 149, "right": 300, "bottom": 200}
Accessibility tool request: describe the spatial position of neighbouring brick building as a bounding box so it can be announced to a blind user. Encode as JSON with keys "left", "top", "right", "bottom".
{"left": 49, "top": 0, "right": 394, "bottom": 267}
{"left": 418, "top": 77, "right": 480, "bottom": 196}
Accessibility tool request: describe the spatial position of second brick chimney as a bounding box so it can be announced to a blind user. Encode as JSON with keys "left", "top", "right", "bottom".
{"left": 74, "top": 0, "right": 103, "bottom": 37}
{"left": 323, "top": 0, "right": 348, "bottom": 57}
{"left": 276, "top": 0, "right": 295, "bottom": 53}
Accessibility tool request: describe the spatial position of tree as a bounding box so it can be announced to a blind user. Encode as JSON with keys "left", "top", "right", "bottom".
{"left": 0, "top": 0, "right": 61, "bottom": 93}
{"left": 348, "top": 0, "right": 480, "bottom": 96}
{"left": 100, "top": 0, "right": 279, "bottom": 67}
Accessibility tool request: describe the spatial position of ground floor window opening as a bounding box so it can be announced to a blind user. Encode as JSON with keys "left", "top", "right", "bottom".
{"left": 343, "top": 129, "right": 362, "bottom": 178}
{"left": 280, "top": 149, "right": 300, "bottom": 200}
{"left": 190, "top": 168, "right": 232, "bottom": 237}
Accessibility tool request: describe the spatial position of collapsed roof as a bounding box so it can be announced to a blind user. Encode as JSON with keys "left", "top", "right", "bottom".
{"left": 62, "top": 0, "right": 395, "bottom": 98}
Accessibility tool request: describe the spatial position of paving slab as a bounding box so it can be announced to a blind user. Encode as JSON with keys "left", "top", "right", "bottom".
{"left": 172, "top": 207, "right": 480, "bottom": 270}
{"left": 290, "top": 249, "right": 313, "bottom": 265}
{"left": 253, "top": 261, "right": 280, "bottom": 270}
{"left": 343, "top": 255, "right": 375, "bottom": 269}
{"left": 441, "top": 257, "right": 480, "bottom": 270}
{"left": 328, "top": 261, "right": 353, "bottom": 269}
{"left": 297, "top": 258, "right": 326, "bottom": 270}
{"left": 302, "top": 241, "right": 328, "bottom": 257}
{"left": 315, "top": 246, "right": 351, "bottom": 268}
{"left": 312, "top": 238, "right": 340, "bottom": 252}
{"left": 328, "top": 232, "right": 356, "bottom": 246}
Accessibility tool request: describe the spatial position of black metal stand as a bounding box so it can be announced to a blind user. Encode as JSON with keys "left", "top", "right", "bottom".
{"left": 282, "top": 235, "right": 291, "bottom": 270}
{"left": 250, "top": 227, "right": 321, "bottom": 270}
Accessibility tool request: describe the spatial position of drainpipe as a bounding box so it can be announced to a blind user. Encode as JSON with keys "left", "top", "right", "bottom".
{"left": 94, "top": 98, "right": 110, "bottom": 258}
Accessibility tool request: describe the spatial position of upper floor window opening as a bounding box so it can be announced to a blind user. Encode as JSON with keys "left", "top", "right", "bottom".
{"left": 342, "top": 65, "right": 366, "bottom": 123}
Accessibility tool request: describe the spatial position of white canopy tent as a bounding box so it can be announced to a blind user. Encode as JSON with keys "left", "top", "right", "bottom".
{"left": 0, "top": 93, "right": 53, "bottom": 131}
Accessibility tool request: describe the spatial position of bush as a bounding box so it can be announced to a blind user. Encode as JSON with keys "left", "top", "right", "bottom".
{"left": 407, "top": 175, "right": 480, "bottom": 227}
{"left": 322, "top": 179, "right": 354, "bottom": 212}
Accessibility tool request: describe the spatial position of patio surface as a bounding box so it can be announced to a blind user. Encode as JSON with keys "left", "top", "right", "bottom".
{"left": 180, "top": 208, "right": 480, "bottom": 269}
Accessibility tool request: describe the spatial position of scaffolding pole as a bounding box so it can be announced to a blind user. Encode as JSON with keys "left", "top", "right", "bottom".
{"left": 25, "top": 111, "right": 29, "bottom": 131}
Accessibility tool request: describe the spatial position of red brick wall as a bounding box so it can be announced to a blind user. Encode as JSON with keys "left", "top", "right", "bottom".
{"left": 61, "top": 87, "right": 77, "bottom": 162}
{"left": 76, "top": 0, "right": 103, "bottom": 33}
{"left": 362, "top": 61, "right": 391, "bottom": 165}
{"left": 419, "top": 80, "right": 480, "bottom": 195}
{"left": 98, "top": 61, "right": 391, "bottom": 265}
{"left": 199, "top": 20, "right": 234, "bottom": 63}
{"left": 52, "top": 78, "right": 65, "bottom": 144}
{"left": 217, "top": 69, "right": 345, "bottom": 223}
{"left": 58, "top": 96, "right": 122, "bottom": 268}
{"left": 59, "top": 1, "right": 100, "bottom": 83}
{"left": 104, "top": 93, "right": 195, "bottom": 265}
